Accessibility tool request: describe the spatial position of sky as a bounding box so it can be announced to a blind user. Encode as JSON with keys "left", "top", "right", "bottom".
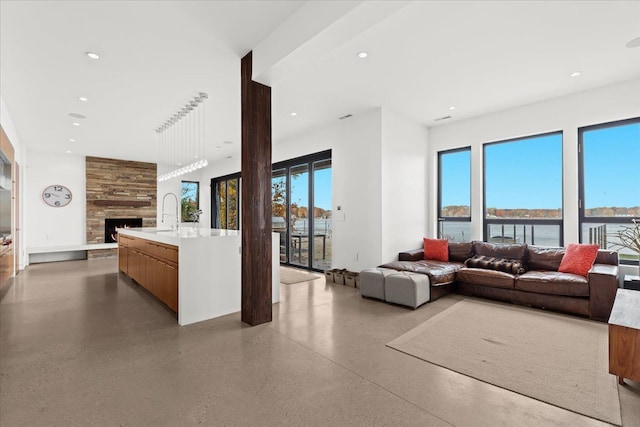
{"left": 289, "top": 165, "right": 332, "bottom": 211}
{"left": 583, "top": 122, "right": 640, "bottom": 209}
{"left": 441, "top": 122, "right": 639, "bottom": 210}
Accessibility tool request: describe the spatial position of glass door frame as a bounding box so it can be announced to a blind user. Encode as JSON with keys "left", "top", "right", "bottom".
{"left": 272, "top": 149, "right": 331, "bottom": 271}
{"left": 210, "top": 149, "right": 331, "bottom": 271}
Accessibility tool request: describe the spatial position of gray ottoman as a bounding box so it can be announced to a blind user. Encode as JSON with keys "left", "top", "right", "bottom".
{"left": 359, "top": 268, "right": 397, "bottom": 301}
{"left": 384, "top": 271, "right": 431, "bottom": 309}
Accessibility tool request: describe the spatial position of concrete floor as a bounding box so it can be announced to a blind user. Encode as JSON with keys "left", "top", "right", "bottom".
{"left": 1, "top": 259, "right": 639, "bottom": 426}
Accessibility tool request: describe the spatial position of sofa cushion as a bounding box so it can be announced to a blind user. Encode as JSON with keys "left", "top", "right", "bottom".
{"left": 526, "top": 246, "right": 565, "bottom": 271}
{"left": 473, "top": 241, "right": 527, "bottom": 263}
{"left": 379, "top": 260, "right": 463, "bottom": 285}
{"left": 558, "top": 244, "right": 599, "bottom": 277}
{"left": 465, "top": 255, "right": 526, "bottom": 275}
{"left": 515, "top": 271, "right": 589, "bottom": 297}
{"left": 456, "top": 268, "right": 515, "bottom": 289}
{"left": 448, "top": 242, "right": 473, "bottom": 262}
{"left": 424, "top": 238, "right": 449, "bottom": 262}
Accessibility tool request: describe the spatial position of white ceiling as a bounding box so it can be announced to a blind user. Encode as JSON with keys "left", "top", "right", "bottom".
{"left": 2, "top": 1, "right": 640, "bottom": 165}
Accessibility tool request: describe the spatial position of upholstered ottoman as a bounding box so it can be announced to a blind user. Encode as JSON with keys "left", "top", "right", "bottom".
{"left": 359, "top": 268, "right": 397, "bottom": 301}
{"left": 384, "top": 271, "right": 431, "bottom": 309}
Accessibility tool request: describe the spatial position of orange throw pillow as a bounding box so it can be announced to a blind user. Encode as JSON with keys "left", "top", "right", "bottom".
{"left": 424, "top": 238, "right": 449, "bottom": 262}
{"left": 558, "top": 244, "right": 599, "bottom": 277}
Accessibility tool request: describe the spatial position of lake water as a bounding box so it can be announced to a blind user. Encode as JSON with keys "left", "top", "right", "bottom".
{"left": 441, "top": 221, "right": 638, "bottom": 260}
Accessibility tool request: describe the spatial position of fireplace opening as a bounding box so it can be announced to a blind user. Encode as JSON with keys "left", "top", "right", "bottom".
{"left": 105, "top": 218, "right": 143, "bottom": 243}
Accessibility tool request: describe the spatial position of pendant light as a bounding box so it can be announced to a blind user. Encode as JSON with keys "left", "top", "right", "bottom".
{"left": 156, "top": 92, "right": 209, "bottom": 182}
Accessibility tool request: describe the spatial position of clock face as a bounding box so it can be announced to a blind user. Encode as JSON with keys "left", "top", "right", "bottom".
{"left": 42, "top": 185, "right": 72, "bottom": 207}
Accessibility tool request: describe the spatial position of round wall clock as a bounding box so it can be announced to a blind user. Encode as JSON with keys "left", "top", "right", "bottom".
{"left": 42, "top": 185, "right": 73, "bottom": 207}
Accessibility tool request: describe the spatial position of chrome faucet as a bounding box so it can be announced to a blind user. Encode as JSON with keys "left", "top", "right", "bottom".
{"left": 161, "top": 193, "right": 179, "bottom": 230}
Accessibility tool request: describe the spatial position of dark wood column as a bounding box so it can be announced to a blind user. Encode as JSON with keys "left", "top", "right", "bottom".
{"left": 241, "top": 51, "right": 272, "bottom": 326}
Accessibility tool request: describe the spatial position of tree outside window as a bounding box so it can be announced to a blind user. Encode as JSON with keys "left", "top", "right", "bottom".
{"left": 181, "top": 181, "right": 199, "bottom": 222}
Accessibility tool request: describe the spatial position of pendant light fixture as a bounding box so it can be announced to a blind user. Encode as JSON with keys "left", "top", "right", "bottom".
{"left": 156, "top": 92, "right": 209, "bottom": 182}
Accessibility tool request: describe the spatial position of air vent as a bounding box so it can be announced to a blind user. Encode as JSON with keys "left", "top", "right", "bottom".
{"left": 68, "top": 113, "right": 86, "bottom": 119}
{"left": 434, "top": 115, "right": 451, "bottom": 122}
{"left": 338, "top": 114, "right": 353, "bottom": 120}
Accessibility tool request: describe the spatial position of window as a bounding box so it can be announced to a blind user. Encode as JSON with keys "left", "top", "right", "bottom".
{"left": 180, "top": 181, "right": 199, "bottom": 222}
{"left": 212, "top": 174, "right": 240, "bottom": 230}
{"left": 211, "top": 150, "right": 331, "bottom": 271}
{"left": 483, "top": 132, "right": 563, "bottom": 246}
{"left": 438, "top": 148, "right": 471, "bottom": 242}
{"left": 272, "top": 150, "right": 332, "bottom": 271}
{"left": 579, "top": 117, "right": 640, "bottom": 264}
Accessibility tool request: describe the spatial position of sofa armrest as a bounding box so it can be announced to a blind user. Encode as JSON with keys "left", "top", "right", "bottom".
{"left": 588, "top": 263, "right": 620, "bottom": 321}
{"left": 399, "top": 249, "right": 424, "bottom": 261}
{"left": 595, "top": 249, "right": 619, "bottom": 266}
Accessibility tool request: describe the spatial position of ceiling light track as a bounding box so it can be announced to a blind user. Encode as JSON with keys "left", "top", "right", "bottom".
{"left": 156, "top": 93, "right": 209, "bottom": 182}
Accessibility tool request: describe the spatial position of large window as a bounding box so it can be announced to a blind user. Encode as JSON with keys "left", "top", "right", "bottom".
{"left": 579, "top": 117, "right": 640, "bottom": 264}
{"left": 181, "top": 181, "right": 199, "bottom": 222}
{"left": 273, "top": 150, "right": 332, "bottom": 271}
{"left": 211, "top": 150, "right": 332, "bottom": 271}
{"left": 438, "top": 147, "right": 471, "bottom": 242}
{"left": 212, "top": 174, "right": 240, "bottom": 230}
{"left": 483, "top": 132, "right": 563, "bottom": 246}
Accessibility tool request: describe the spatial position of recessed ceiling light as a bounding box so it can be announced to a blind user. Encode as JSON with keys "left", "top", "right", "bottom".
{"left": 69, "top": 113, "right": 86, "bottom": 119}
{"left": 72, "top": 122, "right": 80, "bottom": 126}
{"left": 226, "top": 155, "right": 232, "bottom": 159}
{"left": 66, "top": 150, "right": 72, "bottom": 154}
{"left": 216, "top": 145, "right": 221, "bottom": 149}
{"left": 448, "top": 106, "right": 456, "bottom": 111}
{"left": 570, "top": 71, "right": 582, "bottom": 77}
{"left": 626, "top": 36, "right": 640, "bottom": 48}
{"left": 357, "top": 52, "right": 368, "bottom": 59}
{"left": 69, "top": 138, "right": 76, "bottom": 142}
{"left": 78, "top": 97, "right": 88, "bottom": 102}
{"left": 223, "top": 140, "right": 233, "bottom": 144}
{"left": 85, "top": 52, "right": 100, "bottom": 60}
{"left": 290, "top": 112, "right": 297, "bottom": 116}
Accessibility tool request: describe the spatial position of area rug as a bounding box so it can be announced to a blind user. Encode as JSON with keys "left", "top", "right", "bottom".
{"left": 279, "top": 267, "right": 322, "bottom": 285}
{"left": 387, "top": 299, "right": 621, "bottom": 425}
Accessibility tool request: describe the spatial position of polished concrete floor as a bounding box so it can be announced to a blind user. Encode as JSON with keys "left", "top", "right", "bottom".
{"left": 1, "top": 259, "right": 639, "bottom": 426}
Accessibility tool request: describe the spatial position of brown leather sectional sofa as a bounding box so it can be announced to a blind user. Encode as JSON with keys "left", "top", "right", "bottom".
{"left": 379, "top": 241, "right": 620, "bottom": 321}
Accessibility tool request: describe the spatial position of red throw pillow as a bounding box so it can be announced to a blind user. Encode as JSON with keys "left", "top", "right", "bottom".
{"left": 558, "top": 244, "right": 599, "bottom": 277}
{"left": 424, "top": 238, "right": 449, "bottom": 262}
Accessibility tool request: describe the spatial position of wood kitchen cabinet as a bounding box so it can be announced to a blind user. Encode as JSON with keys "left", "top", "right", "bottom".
{"left": 118, "top": 235, "right": 178, "bottom": 313}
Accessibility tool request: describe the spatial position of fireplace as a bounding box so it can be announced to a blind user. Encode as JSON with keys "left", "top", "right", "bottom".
{"left": 104, "top": 218, "right": 143, "bottom": 243}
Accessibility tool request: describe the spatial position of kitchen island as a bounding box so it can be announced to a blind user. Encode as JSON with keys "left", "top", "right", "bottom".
{"left": 118, "top": 227, "right": 280, "bottom": 326}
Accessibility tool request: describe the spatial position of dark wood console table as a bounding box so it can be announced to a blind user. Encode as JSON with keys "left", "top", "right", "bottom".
{"left": 608, "top": 289, "right": 640, "bottom": 385}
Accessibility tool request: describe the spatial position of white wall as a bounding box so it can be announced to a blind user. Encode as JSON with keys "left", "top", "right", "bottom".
{"left": 24, "top": 150, "right": 86, "bottom": 249}
{"left": 428, "top": 78, "right": 640, "bottom": 275}
{"left": 1, "top": 96, "right": 26, "bottom": 269}
{"left": 192, "top": 108, "right": 429, "bottom": 271}
{"left": 381, "top": 108, "right": 429, "bottom": 262}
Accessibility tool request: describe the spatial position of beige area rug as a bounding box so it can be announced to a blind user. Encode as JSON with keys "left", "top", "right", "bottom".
{"left": 387, "top": 299, "right": 621, "bottom": 425}
{"left": 280, "top": 267, "right": 322, "bottom": 285}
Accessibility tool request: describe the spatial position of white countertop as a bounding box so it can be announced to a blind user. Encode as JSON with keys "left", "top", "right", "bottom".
{"left": 119, "top": 227, "right": 240, "bottom": 246}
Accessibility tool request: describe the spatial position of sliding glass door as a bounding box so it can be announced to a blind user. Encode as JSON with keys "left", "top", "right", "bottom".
{"left": 273, "top": 150, "right": 332, "bottom": 271}
{"left": 212, "top": 150, "right": 332, "bottom": 271}
{"left": 312, "top": 159, "right": 332, "bottom": 270}
{"left": 272, "top": 169, "right": 287, "bottom": 262}
{"left": 289, "top": 164, "right": 309, "bottom": 267}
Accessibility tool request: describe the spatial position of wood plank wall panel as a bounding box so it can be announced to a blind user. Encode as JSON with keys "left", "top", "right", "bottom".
{"left": 240, "top": 51, "right": 272, "bottom": 326}
{"left": 86, "top": 156, "right": 157, "bottom": 259}
{"left": 0, "top": 125, "right": 15, "bottom": 289}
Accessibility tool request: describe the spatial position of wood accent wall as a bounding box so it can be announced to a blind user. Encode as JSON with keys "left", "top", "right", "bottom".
{"left": 85, "top": 156, "right": 157, "bottom": 259}
{"left": 0, "top": 126, "right": 15, "bottom": 290}
{"left": 240, "top": 51, "right": 273, "bottom": 326}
